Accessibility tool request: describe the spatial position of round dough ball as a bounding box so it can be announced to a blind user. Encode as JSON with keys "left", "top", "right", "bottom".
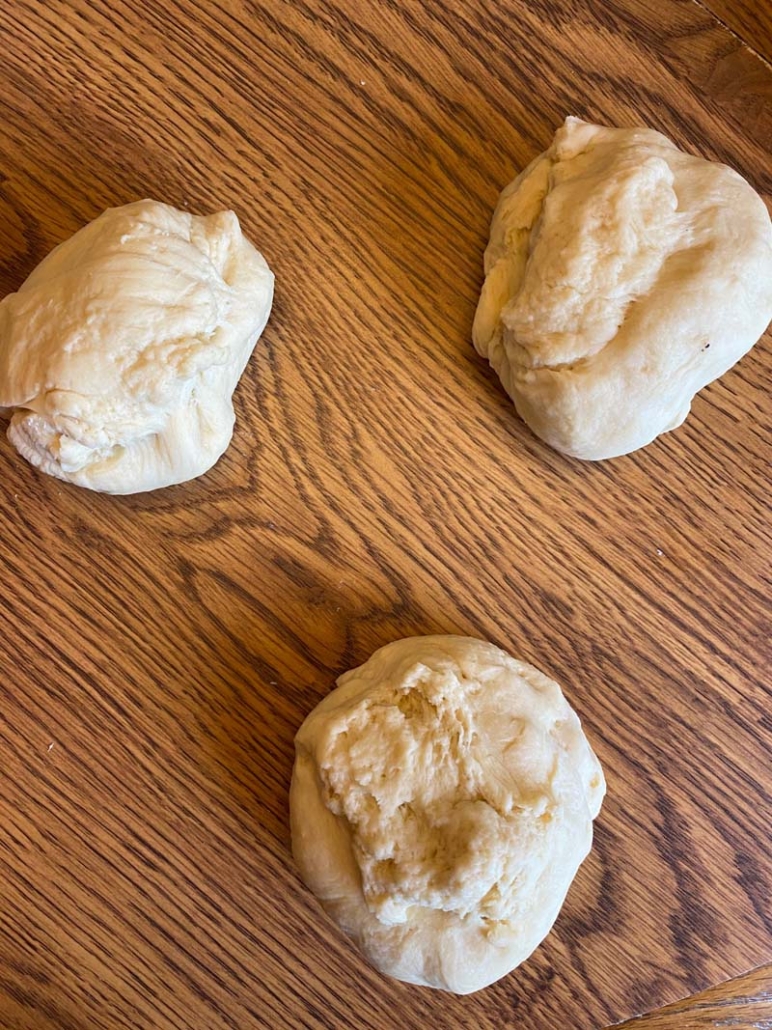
{"left": 0, "top": 199, "right": 274, "bottom": 493}
{"left": 473, "top": 117, "right": 772, "bottom": 460}
{"left": 290, "top": 635, "right": 605, "bottom": 994}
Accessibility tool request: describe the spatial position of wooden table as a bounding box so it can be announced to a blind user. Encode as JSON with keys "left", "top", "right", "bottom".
{"left": 1, "top": 1, "right": 770, "bottom": 1027}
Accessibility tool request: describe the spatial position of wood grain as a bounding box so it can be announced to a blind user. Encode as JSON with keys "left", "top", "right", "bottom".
{"left": 695, "top": 0, "right": 772, "bottom": 60}
{"left": 616, "top": 964, "right": 772, "bottom": 1028}
{"left": 0, "top": 1, "right": 770, "bottom": 1028}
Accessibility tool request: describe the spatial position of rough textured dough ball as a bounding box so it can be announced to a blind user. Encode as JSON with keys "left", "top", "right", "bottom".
{"left": 473, "top": 117, "right": 772, "bottom": 460}
{"left": 290, "top": 635, "right": 605, "bottom": 994}
{"left": 0, "top": 199, "right": 274, "bottom": 493}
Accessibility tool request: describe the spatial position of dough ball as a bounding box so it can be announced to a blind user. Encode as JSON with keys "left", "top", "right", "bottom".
{"left": 473, "top": 117, "right": 772, "bottom": 460}
{"left": 0, "top": 199, "right": 274, "bottom": 493}
{"left": 290, "top": 635, "right": 605, "bottom": 994}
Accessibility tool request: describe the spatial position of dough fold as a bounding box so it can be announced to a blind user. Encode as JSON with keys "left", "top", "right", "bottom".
{"left": 291, "top": 635, "right": 605, "bottom": 994}
{"left": 473, "top": 117, "right": 772, "bottom": 459}
{"left": 0, "top": 199, "right": 274, "bottom": 492}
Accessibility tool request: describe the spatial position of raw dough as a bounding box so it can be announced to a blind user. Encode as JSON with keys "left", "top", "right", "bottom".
{"left": 290, "top": 635, "right": 605, "bottom": 994}
{"left": 473, "top": 117, "right": 772, "bottom": 460}
{"left": 0, "top": 199, "right": 274, "bottom": 492}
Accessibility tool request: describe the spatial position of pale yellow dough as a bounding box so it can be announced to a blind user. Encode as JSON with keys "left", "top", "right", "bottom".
{"left": 290, "top": 635, "right": 605, "bottom": 994}
{"left": 473, "top": 117, "right": 772, "bottom": 459}
{"left": 0, "top": 199, "right": 274, "bottom": 492}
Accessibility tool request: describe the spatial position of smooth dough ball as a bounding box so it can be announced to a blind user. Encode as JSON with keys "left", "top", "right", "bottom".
{"left": 290, "top": 635, "right": 605, "bottom": 994}
{"left": 0, "top": 199, "right": 274, "bottom": 493}
{"left": 473, "top": 117, "right": 772, "bottom": 460}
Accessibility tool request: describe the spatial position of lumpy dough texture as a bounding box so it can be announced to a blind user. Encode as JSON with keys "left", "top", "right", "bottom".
{"left": 473, "top": 117, "right": 772, "bottom": 460}
{"left": 290, "top": 635, "right": 605, "bottom": 994}
{"left": 0, "top": 199, "right": 274, "bottom": 492}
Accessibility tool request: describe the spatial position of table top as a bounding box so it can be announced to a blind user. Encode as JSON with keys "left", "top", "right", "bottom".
{"left": 1, "top": 2, "right": 770, "bottom": 1028}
